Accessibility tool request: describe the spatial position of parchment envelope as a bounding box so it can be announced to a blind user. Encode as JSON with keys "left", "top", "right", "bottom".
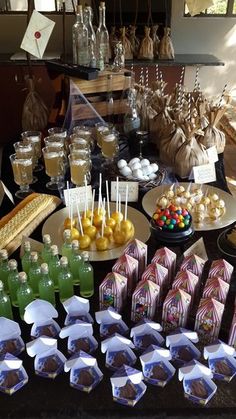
{"left": 20, "top": 10, "right": 55, "bottom": 59}
{"left": 185, "top": 0, "right": 213, "bottom": 16}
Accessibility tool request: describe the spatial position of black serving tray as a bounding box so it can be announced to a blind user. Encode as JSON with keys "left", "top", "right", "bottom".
{"left": 46, "top": 61, "right": 99, "bottom": 80}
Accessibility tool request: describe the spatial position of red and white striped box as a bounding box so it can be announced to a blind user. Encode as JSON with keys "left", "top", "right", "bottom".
{"left": 209, "top": 259, "right": 234, "bottom": 284}
{"left": 162, "top": 288, "right": 191, "bottom": 332}
{"left": 112, "top": 254, "right": 139, "bottom": 297}
{"left": 151, "top": 247, "right": 176, "bottom": 286}
{"left": 123, "top": 239, "right": 147, "bottom": 280}
{"left": 131, "top": 280, "right": 160, "bottom": 323}
{"left": 228, "top": 310, "right": 236, "bottom": 348}
{"left": 203, "top": 277, "right": 229, "bottom": 305}
{"left": 141, "top": 262, "right": 168, "bottom": 300}
{"left": 172, "top": 270, "right": 199, "bottom": 307}
{"left": 99, "top": 272, "right": 127, "bottom": 312}
{"left": 180, "top": 254, "right": 205, "bottom": 279}
{"left": 194, "top": 297, "right": 224, "bottom": 344}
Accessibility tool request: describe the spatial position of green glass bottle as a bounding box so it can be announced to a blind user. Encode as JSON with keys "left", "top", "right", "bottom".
{"left": 61, "top": 229, "right": 72, "bottom": 260}
{"left": 58, "top": 256, "right": 74, "bottom": 302}
{"left": 21, "top": 240, "right": 31, "bottom": 274}
{"left": 48, "top": 245, "right": 61, "bottom": 292}
{"left": 79, "top": 251, "right": 94, "bottom": 298}
{"left": 69, "top": 240, "right": 83, "bottom": 286}
{"left": 38, "top": 263, "right": 55, "bottom": 306}
{"left": 8, "top": 259, "right": 20, "bottom": 307}
{"left": 28, "top": 252, "right": 41, "bottom": 297}
{"left": 17, "top": 272, "right": 34, "bottom": 321}
{"left": 41, "top": 234, "right": 52, "bottom": 264}
{"left": 0, "top": 280, "right": 13, "bottom": 320}
{"left": 0, "top": 249, "right": 10, "bottom": 293}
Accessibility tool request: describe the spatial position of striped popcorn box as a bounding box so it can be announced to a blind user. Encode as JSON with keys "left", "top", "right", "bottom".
{"left": 180, "top": 254, "right": 205, "bottom": 279}
{"left": 209, "top": 259, "right": 234, "bottom": 284}
{"left": 124, "top": 239, "right": 148, "bottom": 280}
{"left": 228, "top": 310, "right": 236, "bottom": 348}
{"left": 151, "top": 247, "right": 176, "bottom": 286}
{"left": 99, "top": 272, "right": 127, "bottom": 313}
{"left": 203, "top": 277, "right": 229, "bottom": 305}
{"left": 194, "top": 297, "right": 224, "bottom": 344}
{"left": 131, "top": 280, "right": 160, "bottom": 323}
{"left": 141, "top": 262, "right": 168, "bottom": 301}
{"left": 172, "top": 270, "right": 199, "bottom": 307}
{"left": 162, "top": 289, "right": 191, "bottom": 332}
{"left": 112, "top": 254, "right": 139, "bottom": 297}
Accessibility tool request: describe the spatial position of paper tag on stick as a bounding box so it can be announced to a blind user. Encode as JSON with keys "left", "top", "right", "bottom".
{"left": 193, "top": 163, "right": 216, "bottom": 184}
{"left": 110, "top": 181, "right": 139, "bottom": 202}
{"left": 63, "top": 186, "right": 92, "bottom": 212}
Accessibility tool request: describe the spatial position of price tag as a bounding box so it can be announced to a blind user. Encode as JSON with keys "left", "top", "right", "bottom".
{"left": 0, "top": 180, "right": 14, "bottom": 206}
{"left": 207, "top": 146, "right": 218, "bottom": 163}
{"left": 110, "top": 181, "right": 139, "bottom": 202}
{"left": 63, "top": 186, "right": 92, "bottom": 211}
{"left": 193, "top": 163, "right": 216, "bottom": 184}
{"left": 184, "top": 237, "right": 208, "bottom": 261}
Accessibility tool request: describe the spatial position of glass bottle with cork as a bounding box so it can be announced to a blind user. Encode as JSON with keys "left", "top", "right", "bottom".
{"left": 83, "top": 5, "right": 96, "bottom": 67}
{"left": 38, "top": 263, "right": 55, "bottom": 307}
{"left": 72, "top": 4, "right": 89, "bottom": 66}
{"left": 41, "top": 234, "right": 52, "bottom": 264}
{"left": 79, "top": 251, "right": 94, "bottom": 298}
{"left": 61, "top": 229, "right": 72, "bottom": 260}
{"left": 17, "top": 272, "right": 34, "bottom": 320}
{"left": 69, "top": 240, "right": 83, "bottom": 286}
{"left": 21, "top": 240, "right": 31, "bottom": 274}
{"left": 8, "top": 259, "right": 20, "bottom": 307}
{"left": 28, "top": 252, "right": 41, "bottom": 297}
{"left": 0, "top": 280, "right": 13, "bottom": 320}
{"left": 0, "top": 249, "right": 10, "bottom": 293}
{"left": 48, "top": 245, "right": 61, "bottom": 291}
{"left": 58, "top": 256, "right": 74, "bottom": 302}
{"left": 96, "top": 1, "right": 109, "bottom": 65}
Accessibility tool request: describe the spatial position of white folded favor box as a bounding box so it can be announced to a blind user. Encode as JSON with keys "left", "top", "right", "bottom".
{"left": 101, "top": 333, "right": 136, "bottom": 370}
{"left": 0, "top": 353, "right": 28, "bottom": 395}
{"left": 60, "top": 321, "right": 98, "bottom": 354}
{"left": 140, "top": 345, "right": 175, "bottom": 387}
{"left": 0, "top": 317, "right": 25, "bottom": 357}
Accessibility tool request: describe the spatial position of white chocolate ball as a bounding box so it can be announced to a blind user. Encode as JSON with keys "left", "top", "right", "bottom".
{"left": 117, "top": 159, "right": 127, "bottom": 169}
{"left": 140, "top": 159, "right": 150, "bottom": 167}
{"left": 210, "top": 193, "right": 219, "bottom": 202}
{"left": 216, "top": 199, "right": 225, "bottom": 209}
{"left": 120, "top": 166, "right": 132, "bottom": 177}
{"left": 132, "top": 168, "right": 143, "bottom": 179}
{"left": 149, "top": 173, "right": 157, "bottom": 180}
{"left": 150, "top": 163, "right": 159, "bottom": 173}
{"left": 143, "top": 165, "right": 153, "bottom": 176}
{"left": 131, "top": 162, "right": 142, "bottom": 171}
{"left": 157, "top": 196, "right": 168, "bottom": 208}
{"left": 128, "top": 157, "right": 140, "bottom": 167}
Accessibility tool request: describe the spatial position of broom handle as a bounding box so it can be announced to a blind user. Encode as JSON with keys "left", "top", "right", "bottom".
{"left": 26, "top": 0, "right": 34, "bottom": 79}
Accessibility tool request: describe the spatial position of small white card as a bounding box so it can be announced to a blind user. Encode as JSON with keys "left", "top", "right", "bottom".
{"left": 110, "top": 181, "right": 139, "bottom": 202}
{"left": 184, "top": 237, "right": 208, "bottom": 261}
{"left": 206, "top": 146, "right": 218, "bottom": 164}
{"left": 0, "top": 180, "right": 14, "bottom": 206}
{"left": 63, "top": 186, "right": 92, "bottom": 211}
{"left": 193, "top": 163, "right": 216, "bottom": 184}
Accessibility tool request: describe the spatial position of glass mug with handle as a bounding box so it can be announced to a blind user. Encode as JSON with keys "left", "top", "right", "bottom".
{"left": 9, "top": 153, "right": 33, "bottom": 199}
{"left": 21, "top": 131, "right": 43, "bottom": 172}
{"left": 68, "top": 154, "right": 91, "bottom": 187}
{"left": 42, "top": 146, "right": 65, "bottom": 190}
{"left": 13, "top": 141, "right": 38, "bottom": 184}
{"left": 101, "top": 130, "right": 119, "bottom": 163}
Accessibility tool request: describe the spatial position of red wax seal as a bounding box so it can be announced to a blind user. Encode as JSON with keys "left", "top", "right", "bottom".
{"left": 34, "top": 31, "right": 41, "bottom": 39}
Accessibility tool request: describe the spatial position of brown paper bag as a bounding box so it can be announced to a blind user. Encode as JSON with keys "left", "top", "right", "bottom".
{"left": 120, "top": 27, "right": 133, "bottom": 60}
{"left": 160, "top": 126, "right": 186, "bottom": 165}
{"left": 150, "top": 95, "right": 175, "bottom": 148}
{"left": 151, "top": 25, "right": 160, "bottom": 58}
{"left": 138, "top": 26, "right": 154, "bottom": 60}
{"left": 199, "top": 107, "right": 226, "bottom": 153}
{"left": 159, "top": 27, "right": 175, "bottom": 60}
{"left": 129, "top": 25, "right": 140, "bottom": 58}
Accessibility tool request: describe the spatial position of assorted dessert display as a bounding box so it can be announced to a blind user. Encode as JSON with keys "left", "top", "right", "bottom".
{"left": 117, "top": 158, "right": 159, "bottom": 182}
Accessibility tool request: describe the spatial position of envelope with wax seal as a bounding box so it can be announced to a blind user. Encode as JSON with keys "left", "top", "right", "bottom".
{"left": 20, "top": 10, "right": 55, "bottom": 59}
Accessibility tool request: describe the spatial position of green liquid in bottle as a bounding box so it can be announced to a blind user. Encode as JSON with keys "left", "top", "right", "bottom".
{"left": 38, "top": 263, "right": 55, "bottom": 306}
{"left": 28, "top": 251, "right": 41, "bottom": 297}
{"left": 41, "top": 234, "right": 52, "bottom": 264}
{"left": 61, "top": 229, "right": 72, "bottom": 260}
{"left": 0, "top": 280, "right": 13, "bottom": 320}
{"left": 58, "top": 256, "right": 74, "bottom": 302}
{"left": 69, "top": 240, "right": 83, "bottom": 285}
{"left": 21, "top": 241, "right": 31, "bottom": 274}
{"left": 0, "top": 249, "right": 10, "bottom": 293}
{"left": 17, "top": 272, "right": 34, "bottom": 320}
{"left": 79, "top": 251, "right": 94, "bottom": 298}
{"left": 48, "top": 245, "right": 61, "bottom": 291}
{"left": 8, "top": 259, "right": 20, "bottom": 307}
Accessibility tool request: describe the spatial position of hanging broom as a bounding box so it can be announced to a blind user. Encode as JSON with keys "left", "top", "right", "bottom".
{"left": 22, "top": 0, "right": 49, "bottom": 131}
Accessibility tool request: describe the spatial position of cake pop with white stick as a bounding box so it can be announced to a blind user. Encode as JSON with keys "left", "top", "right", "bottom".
{"left": 77, "top": 202, "right": 91, "bottom": 249}
{"left": 119, "top": 184, "right": 135, "bottom": 241}
{"left": 105, "top": 180, "right": 116, "bottom": 230}
{"left": 96, "top": 199, "right": 109, "bottom": 251}
{"left": 111, "top": 177, "right": 123, "bottom": 224}
{"left": 82, "top": 176, "right": 92, "bottom": 230}
{"left": 84, "top": 189, "right": 97, "bottom": 240}
{"left": 94, "top": 173, "right": 105, "bottom": 227}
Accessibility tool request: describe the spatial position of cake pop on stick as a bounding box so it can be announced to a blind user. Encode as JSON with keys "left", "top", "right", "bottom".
{"left": 111, "top": 177, "right": 123, "bottom": 224}
{"left": 113, "top": 194, "right": 126, "bottom": 245}
{"left": 85, "top": 189, "right": 97, "bottom": 240}
{"left": 106, "top": 180, "right": 116, "bottom": 230}
{"left": 76, "top": 200, "right": 91, "bottom": 249}
{"left": 120, "top": 184, "right": 134, "bottom": 241}
{"left": 94, "top": 173, "right": 103, "bottom": 228}
{"left": 96, "top": 198, "right": 109, "bottom": 250}
{"left": 82, "top": 176, "right": 91, "bottom": 230}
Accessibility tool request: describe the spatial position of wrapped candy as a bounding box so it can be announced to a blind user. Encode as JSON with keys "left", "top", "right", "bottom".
{"left": 131, "top": 280, "right": 160, "bottom": 323}
{"left": 180, "top": 254, "right": 205, "bottom": 279}
{"left": 162, "top": 289, "right": 191, "bottom": 332}
{"left": 99, "top": 272, "right": 127, "bottom": 312}
{"left": 120, "top": 26, "right": 133, "bottom": 60}
{"left": 159, "top": 27, "right": 174, "bottom": 60}
{"left": 194, "top": 297, "right": 224, "bottom": 344}
{"left": 151, "top": 25, "right": 160, "bottom": 58}
{"left": 151, "top": 247, "right": 176, "bottom": 286}
{"left": 138, "top": 26, "right": 154, "bottom": 60}
{"left": 172, "top": 270, "right": 199, "bottom": 308}
{"left": 208, "top": 259, "right": 233, "bottom": 284}
{"left": 129, "top": 25, "right": 140, "bottom": 58}
{"left": 112, "top": 254, "right": 139, "bottom": 297}
{"left": 203, "top": 277, "right": 229, "bottom": 304}
{"left": 141, "top": 262, "right": 169, "bottom": 300}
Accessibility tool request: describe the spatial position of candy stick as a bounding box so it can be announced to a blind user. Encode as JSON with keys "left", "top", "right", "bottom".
{"left": 84, "top": 175, "right": 87, "bottom": 218}
{"left": 101, "top": 198, "right": 106, "bottom": 237}
{"left": 194, "top": 66, "right": 199, "bottom": 91}
{"left": 218, "top": 83, "right": 227, "bottom": 108}
{"left": 76, "top": 202, "right": 84, "bottom": 236}
{"left": 98, "top": 172, "right": 102, "bottom": 212}
{"left": 139, "top": 67, "right": 144, "bottom": 85}
{"left": 187, "top": 93, "right": 191, "bottom": 121}
{"left": 179, "top": 66, "right": 185, "bottom": 85}
{"left": 125, "top": 184, "right": 128, "bottom": 221}
{"left": 106, "top": 180, "right": 111, "bottom": 218}
{"left": 116, "top": 176, "right": 119, "bottom": 213}
{"left": 155, "top": 64, "right": 159, "bottom": 81}
{"left": 118, "top": 193, "right": 121, "bottom": 226}
{"left": 91, "top": 189, "right": 95, "bottom": 225}
{"left": 145, "top": 66, "right": 149, "bottom": 88}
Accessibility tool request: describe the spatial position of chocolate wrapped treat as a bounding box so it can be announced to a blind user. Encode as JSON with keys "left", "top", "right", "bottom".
{"left": 141, "top": 334, "right": 158, "bottom": 348}
{"left": 3, "top": 370, "right": 20, "bottom": 388}
{"left": 178, "top": 346, "right": 194, "bottom": 362}
{"left": 107, "top": 323, "right": 121, "bottom": 335}
{"left": 151, "top": 364, "right": 168, "bottom": 380}
{"left": 40, "top": 326, "right": 54, "bottom": 338}
{"left": 4, "top": 340, "right": 17, "bottom": 354}
{"left": 42, "top": 356, "right": 59, "bottom": 373}
{"left": 190, "top": 379, "right": 208, "bottom": 398}
{"left": 112, "top": 352, "right": 127, "bottom": 368}
{"left": 119, "top": 381, "right": 137, "bottom": 400}
{"left": 214, "top": 360, "right": 232, "bottom": 376}
{"left": 77, "top": 369, "right": 94, "bottom": 386}
{"left": 75, "top": 338, "right": 90, "bottom": 353}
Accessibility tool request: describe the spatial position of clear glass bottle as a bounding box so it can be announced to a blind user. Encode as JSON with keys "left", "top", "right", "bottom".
{"left": 96, "top": 1, "right": 109, "bottom": 64}
{"left": 49, "top": 245, "right": 61, "bottom": 291}
{"left": 69, "top": 240, "right": 83, "bottom": 286}
{"left": 58, "top": 256, "right": 74, "bottom": 302}
{"left": 0, "top": 249, "right": 10, "bottom": 293}
{"left": 106, "top": 74, "right": 114, "bottom": 124}
{"left": 17, "top": 272, "right": 34, "bottom": 321}
{"left": 84, "top": 5, "right": 96, "bottom": 67}
{"left": 61, "top": 229, "right": 72, "bottom": 260}
{"left": 123, "top": 88, "right": 141, "bottom": 137}
{"left": 118, "top": 71, "right": 133, "bottom": 126}
{"left": 8, "top": 259, "right": 19, "bottom": 307}
{"left": 21, "top": 240, "right": 31, "bottom": 274}
{"left": 38, "top": 263, "right": 55, "bottom": 307}
{"left": 72, "top": 4, "right": 89, "bottom": 66}
{"left": 0, "top": 280, "right": 13, "bottom": 320}
{"left": 41, "top": 234, "right": 52, "bottom": 264}
{"left": 79, "top": 251, "right": 94, "bottom": 298}
{"left": 28, "top": 252, "right": 41, "bottom": 297}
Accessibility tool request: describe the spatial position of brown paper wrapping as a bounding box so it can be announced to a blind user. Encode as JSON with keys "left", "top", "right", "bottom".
{"left": 120, "top": 27, "right": 133, "bottom": 60}
{"left": 138, "top": 26, "right": 154, "bottom": 60}
{"left": 151, "top": 25, "right": 160, "bottom": 58}
{"left": 159, "top": 27, "right": 175, "bottom": 60}
{"left": 129, "top": 25, "right": 140, "bottom": 58}
{"left": 199, "top": 107, "right": 226, "bottom": 154}
{"left": 160, "top": 126, "right": 186, "bottom": 165}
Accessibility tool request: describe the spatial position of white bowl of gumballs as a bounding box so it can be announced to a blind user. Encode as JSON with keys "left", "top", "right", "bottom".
{"left": 150, "top": 204, "right": 194, "bottom": 244}
{"left": 117, "top": 158, "right": 159, "bottom": 182}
